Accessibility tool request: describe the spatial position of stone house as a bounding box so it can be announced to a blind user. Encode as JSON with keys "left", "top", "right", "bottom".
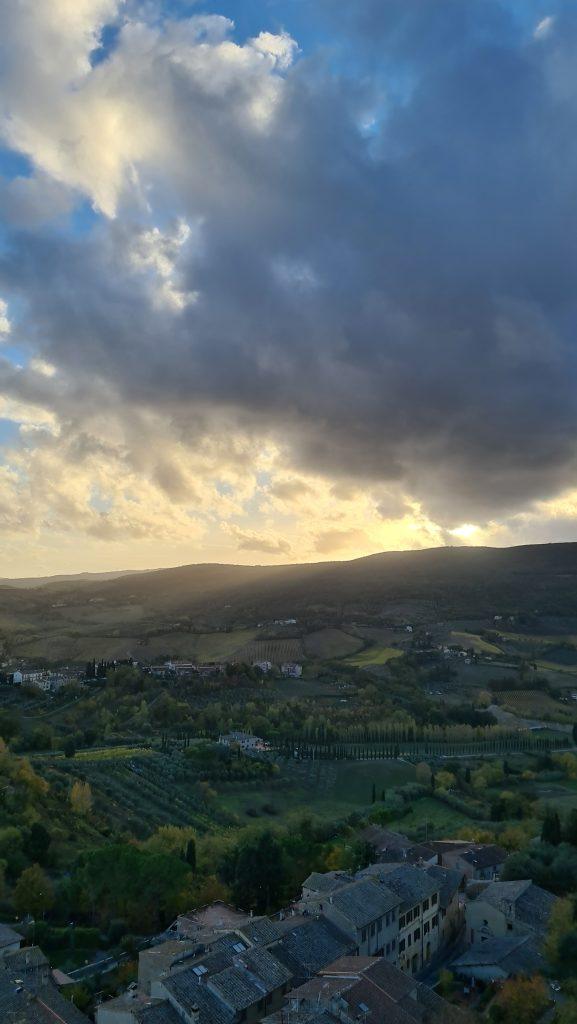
{"left": 465, "top": 879, "right": 557, "bottom": 945}
{"left": 360, "top": 864, "right": 441, "bottom": 973}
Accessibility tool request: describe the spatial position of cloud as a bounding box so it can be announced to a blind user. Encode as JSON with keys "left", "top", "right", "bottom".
{"left": 224, "top": 523, "right": 292, "bottom": 556}
{"left": 0, "top": 300, "right": 10, "bottom": 336}
{"left": 534, "top": 16, "right": 555, "bottom": 40}
{"left": 267, "top": 478, "right": 314, "bottom": 503}
{"left": 314, "top": 528, "right": 370, "bottom": 555}
{"left": 0, "top": 0, "right": 577, "bottom": 571}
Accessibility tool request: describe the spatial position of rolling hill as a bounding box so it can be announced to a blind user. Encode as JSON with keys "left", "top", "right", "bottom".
{"left": 2, "top": 542, "right": 577, "bottom": 662}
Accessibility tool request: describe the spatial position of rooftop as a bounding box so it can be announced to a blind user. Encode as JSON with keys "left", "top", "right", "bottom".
{"left": 326, "top": 879, "right": 401, "bottom": 927}
{"left": 301, "top": 872, "right": 352, "bottom": 895}
{"left": 452, "top": 933, "right": 545, "bottom": 977}
{"left": 178, "top": 903, "right": 251, "bottom": 935}
{"left": 475, "top": 880, "right": 556, "bottom": 933}
{"left": 163, "top": 968, "right": 236, "bottom": 1024}
{"left": 274, "top": 916, "right": 354, "bottom": 978}
{"left": 136, "top": 1002, "right": 183, "bottom": 1024}
{"left": 0, "top": 923, "right": 22, "bottom": 949}
{"left": 460, "top": 845, "right": 507, "bottom": 869}
{"left": 425, "top": 865, "right": 464, "bottom": 908}
{"left": 239, "top": 917, "right": 284, "bottom": 946}
{"left": 358, "top": 864, "right": 439, "bottom": 909}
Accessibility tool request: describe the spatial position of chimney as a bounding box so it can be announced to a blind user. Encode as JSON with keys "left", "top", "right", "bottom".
{"left": 190, "top": 1004, "right": 201, "bottom": 1024}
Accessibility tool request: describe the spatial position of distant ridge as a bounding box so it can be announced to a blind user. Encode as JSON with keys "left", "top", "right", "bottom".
{"left": 0, "top": 569, "right": 143, "bottom": 589}
{"left": 1, "top": 541, "right": 576, "bottom": 662}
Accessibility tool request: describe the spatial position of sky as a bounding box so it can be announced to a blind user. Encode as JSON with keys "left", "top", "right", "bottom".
{"left": 0, "top": 0, "right": 576, "bottom": 576}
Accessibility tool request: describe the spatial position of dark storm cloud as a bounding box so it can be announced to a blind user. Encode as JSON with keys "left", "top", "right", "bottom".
{"left": 2, "top": 0, "right": 577, "bottom": 525}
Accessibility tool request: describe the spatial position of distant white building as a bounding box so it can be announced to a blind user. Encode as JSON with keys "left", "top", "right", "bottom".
{"left": 253, "top": 660, "right": 273, "bottom": 674}
{"left": 281, "top": 662, "right": 303, "bottom": 678}
{"left": 274, "top": 618, "right": 297, "bottom": 626}
{"left": 9, "top": 670, "right": 23, "bottom": 685}
{"left": 218, "top": 732, "right": 269, "bottom": 751}
{"left": 25, "top": 673, "right": 71, "bottom": 693}
{"left": 165, "top": 661, "right": 196, "bottom": 676}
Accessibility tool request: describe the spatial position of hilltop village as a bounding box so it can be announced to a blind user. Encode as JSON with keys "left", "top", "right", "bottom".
{"left": 2, "top": 598, "right": 577, "bottom": 1021}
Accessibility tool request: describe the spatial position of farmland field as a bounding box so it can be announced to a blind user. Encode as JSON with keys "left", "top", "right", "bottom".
{"left": 216, "top": 758, "right": 416, "bottom": 823}
{"left": 43, "top": 751, "right": 234, "bottom": 837}
{"left": 495, "top": 689, "right": 577, "bottom": 722}
{"left": 345, "top": 645, "right": 404, "bottom": 667}
{"left": 303, "top": 628, "right": 364, "bottom": 660}
{"left": 233, "top": 637, "right": 304, "bottom": 663}
{"left": 450, "top": 631, "right": 503, "bottom": 655}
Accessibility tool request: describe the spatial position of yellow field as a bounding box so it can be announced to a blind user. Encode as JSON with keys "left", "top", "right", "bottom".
{"left": 451, "top": 631, "right": 503, "bottom": 655}
{"left": 345, "top": 645, "right": 404, "bottom": 667}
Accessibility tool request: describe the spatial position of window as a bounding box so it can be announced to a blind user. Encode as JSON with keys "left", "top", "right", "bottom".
{"left": 507, "top": 922, "right": 513, "bottom": 932}
{"left": 414, "top": 928, "right": 420, "bottom": 942}
{"left": 399, "top": 939, "right": 406, "bottom": 953}
{"left": 391, "top": 940, "right": 396, "bottom": 951}
{"left": 432, "top": 915, "right": 438, "bottom": 928}
{"left": 370, "top": 923, "right": 376, "bottom": 937}
{"left": 432, "top": 894, "right": 438, "bottom": 905}
{"left": 407, "top": 934, "right": 412, "bottom": 947}
{"left": 424, "top": 922, "right": 430, "bottom": 935}
{"left": 399, "top": 915, "right": 405, "bottom": 929}
{"left": 362, "top": 928, "right": 367, "bottom": 942}
{"left": 422, "top": 899, "right": 429, "bottom": 912}
{"left": 386, "top": 943, "right": 390, "bottom": 956}
{"left": 377, "top": 918, "right": 382, "bottom": 933}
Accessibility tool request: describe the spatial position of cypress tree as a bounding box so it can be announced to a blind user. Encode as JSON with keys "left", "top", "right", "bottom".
{"left": 541, "top": 809, "right": 562, "bottom": 846}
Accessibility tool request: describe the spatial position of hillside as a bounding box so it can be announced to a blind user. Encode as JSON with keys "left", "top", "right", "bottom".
{"left": 2, "top": 542, "right": 577, "bottom": 662}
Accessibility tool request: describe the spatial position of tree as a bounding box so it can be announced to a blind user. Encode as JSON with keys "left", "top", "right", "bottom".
{"left": 221, "top": 830, "right": 290, "bottom": 913}
{"left": 70, "top": 780, "right": 93, "bottom": 816}
{"left": 544, "top": 897, "right": 574, "bottom": 968}
{"left": 24, "top": 823, "right": 51, "bottom": 865}
{"left": 143, "top": 825, "right": 197, "bottom": 859}
{"left": 14, "top": 864, "right": 54, "bottom": 919}
{"left": 185, "top": 838, "right": 196, "bottom": 870}
{"left": 564, "top": 809, "right": 577, "bottom": 847}
{"left": 542, "top": 809, "right": 562, "bottom": 846}
{"left": 437, "top": 969, "right": 454, "bottom": 997}
{"left": 76, "top": 845, "right": 194, "bottom": 931}
{"left": 556, "top": 1000, "right": 577, "bottom": 1024}
{"left": 415, "top": 762, "right": 432, "bottom": 787}
{"left": 63, "top": 737, "right": 76, "bottom": 759}
{"left": 435, "top": 770, "right": 456, "bottom": 791}
{"left": 491, "top": 975, "right": 549, "bottom": 1024}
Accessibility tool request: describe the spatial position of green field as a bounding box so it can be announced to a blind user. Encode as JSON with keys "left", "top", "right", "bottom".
{"left": 345, "top": 645, "right": 404, "bottom": 667}
{"left": 216, "top": 758, "right": 416, "bottom": 823}
{"left": 388, "top": 796, "right": 475, "bottom": 839}
{"left": 303, "top": 628, "right": 365, "bottom": 660}
{"left": 48, "top": 745, "right": 155, "bottom": 762}
{"left": 451, "top": 631, "right": 503, "bottom": 655}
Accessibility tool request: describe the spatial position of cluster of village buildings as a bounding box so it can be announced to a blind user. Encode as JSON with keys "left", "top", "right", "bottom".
{"left": 0, "top": 828, "right": 556, "bottom": 1024}
{"left": 3, "top": 667, "right": 81, "bottom": 693}
{"left": 152, "top": 661, "right": 303, "bottom": 680}
{"left": 1, "top": 657, "right": 304, "bottom": 696}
